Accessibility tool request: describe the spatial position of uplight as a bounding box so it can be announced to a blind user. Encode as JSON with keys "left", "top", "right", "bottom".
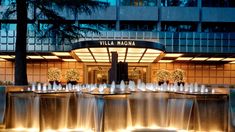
{"left": 158, "top": 60, "right": 173, "bottom": 63}
{"left": 52, "top": 52, "right": 70, "bottom": 56}
{"left": 62, "top": 59, "right": 77, "bottom": 62}
{"left": 176, "top": 57, "right": 193, "bottom": 60}
{"left": 207, "top": 58, "right": 224, "bottom": 61}
{"left": 222, "top": 58, "right": 235, "bottom": 61}
{"left": 27, "top": 56, "right": 44, "bottom": 59}
{"left": 192, "top": 57, "right": 208, "bottom": 61}
{"left": 0, "top": 55, "right": 14, "bottom": 59}
{"left": 164, "top": 53, "right": 183, "bottom": 57}
{"left": 43, "top": 56, "right": 59, "bottom": 59}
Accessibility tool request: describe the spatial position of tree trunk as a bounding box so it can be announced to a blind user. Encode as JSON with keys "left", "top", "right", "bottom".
{"left": 15, "top": 0, "right": 28, "bottom": 85}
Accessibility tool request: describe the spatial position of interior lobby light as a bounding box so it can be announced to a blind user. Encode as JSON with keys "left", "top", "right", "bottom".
{"left": 207, "top": 58, "right": 224, "bottom": 61}
{"left": 27, "top": 56, "right": 44, "bottom": 59}
{"left": 43, "top": 56, "right": 59, "bottom": 59}
{"left": 52, "top": 52, "right": 71, "bottom": 56}
{"left": 158, "top": 60, "right": 173, "bottom": 63}
{"left": 192, "top": 57, "right": 208, "bottom": 61}
{"left": 0, "top": 58, "right": 6, "bottom": 61}
{"left": 176, "top": 57, "right": 193, "bottom": 60}
{"left": 62, "top": 59, "right": 77, "bottom": 62}
{"left": 0, "top": 55, "right": 14, "bottom": 59}
{"left": 222, "top": 58, "right": 235, "bottom": 61}
{"left": 164, "top": 53, "right": 183, "bottom": 57}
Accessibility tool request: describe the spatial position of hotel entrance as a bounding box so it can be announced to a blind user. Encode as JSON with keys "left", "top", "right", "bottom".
{"left": 84, "top": 63, "right": 150, "bottom": 84}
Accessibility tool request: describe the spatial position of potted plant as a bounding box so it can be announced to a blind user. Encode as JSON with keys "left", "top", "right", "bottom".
{"left": 65, "top": 69, "right": 79, "bottom": 85}
{"left": 48, "top": 68, "right": 61, "bottom": 85}
{"left": 171, "top": 69, "right": 185, "bottom": 86}
{"left": 156, "top": 69, "right": 170, "bottom": 85}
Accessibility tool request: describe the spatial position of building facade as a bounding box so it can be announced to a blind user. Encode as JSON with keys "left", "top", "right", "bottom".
{"left": 0, "top": 0, "right": 235, "bottom": 85}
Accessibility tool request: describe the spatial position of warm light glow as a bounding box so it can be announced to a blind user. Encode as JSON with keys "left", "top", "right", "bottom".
{"left": 27, "top": 56, "right": 44, "bottom": 59}
{"left": 0, "top": 55, "right": 14, "bottom": 59}
{"left": 128, "top": 48, "right": 145, "bottom": 53}
{"left": 164, "top": 53, "right": 183, "bottom": 57}
{"left": 145, "top": 49, "right": 162, "bottom": 54}
{"left": 94, "top": 56, "right": 109, "bottom": 60}
{"left": 90, "top": 48, "right": 107, "bottom": 53}
{"left": 192, "top": 57, "right": 208, "bottom": 61}
{"left": 143, "top": 53, "right": 160, "bottom": 57}
{"left": 96, "top": 59, "right": 110, "bottom": 62}
{"left": 142, "top": 56, "right": 157, "bottom": 60}
{"left": 52, "top": 52, "right": 70, "bottom": 56}
{"left": 75, "top": 52, "right": 91, "bottom": 56}
{"left": 10, "top": 128, "right": 39, "bottom": 132}
{"left": 0, "top": 58, "right": 6, "bottom": 61}
{"left": 74, "top": 48, "right": 90, "bottom": 53}
{"left": 109, "top": 47, "right": 126, "bottom": 53}
{"left": 126, "top": 56, "right": 141, "bottom": 60}
{"left": 127, "top": 53, "right": 142, "bottom": 57}
{"left": 207, "top": 58, "right": 224, "bottom": 61}
{"left": 158, "top": 60, "right": 173, "bottom": 63}
{"left": 92, "top": 53, "right": 108, "bottom": 57}
{"left": 82, "top": 59, "right": 95, "bottom": 62}
{"left": 222, "top": 58, "right": 235, "bottom": 61}
{"left": 176, "top": 57, "right": 193, "bottom": 60}
{"left": 43, "top": 56, "right": 59, "bottom": 59}
{"left": 229, "top": 61, "right": 235, "bottom": 63}
{"left": 62, "top": 59, "right": 77, "bottom": 62}
{"left": 126, "top": 59, "right": 139, "bottom": 62}
{"left": 140, "top": 59, "right": 154, "bottom": 62}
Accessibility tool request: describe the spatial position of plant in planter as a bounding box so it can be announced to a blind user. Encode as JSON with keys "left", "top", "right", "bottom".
{"left": 48, "top": 68, "right": 61, "bottom": 85}
{"left": 171, "top": 69, "right": 185, "bottom": 86}
{"left": 65, "top": 69, "right": 79, "bottom": 85}
{"left": 156, "top": 69, "right": 170, "bottom": 85}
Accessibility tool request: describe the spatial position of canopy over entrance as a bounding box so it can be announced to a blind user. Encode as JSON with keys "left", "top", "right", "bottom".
{"left": 72, "top": 40, "right": 165, "bottom": 63}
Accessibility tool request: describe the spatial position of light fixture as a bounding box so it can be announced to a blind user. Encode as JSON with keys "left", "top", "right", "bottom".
{"left": 207, "top": 58, "right": 224, "bottom": 61}
{"left": 145, "top": 49, "right": 162, "bottom": 54}
{"left": 75, "top": 52, "right": 91, "bottom": 56}
{"left": 90, "top": 48, "right": 107, "bottom": 53}
{"left": 140, "top": 59, "right": 154, "bottom": 62}
{"left": 128, "top": 48, "right": 145, "bottom": 53}
{"left": 0, "top": 55, "right": 14, "bottom": 59}
{"left": 43, "top": 56, "right": 59, "bottom": 59}
{"left": 229, "top": 61, "right": 235, "bottom": 63}
{"left": 92, "top": 53, "right": 108, "bottom": 57}
{"left": 192, "top": 57, "right": 208, "bottom": 61}
{"left": 176, "top": 57, "right": 193, "bottom": 61}
{"left": 27, "top": 56, "right": 44, "bottom": 59}
{"left": 222, "top": 58, "right": 235, "bottom": 61}
{"left": 82, "top": 59, "right": 95, "bottom": 62}
{"left": 62, "top": 59, "right": 77, "bottom": 62}
{"left": 52, "top": 52, "right": 70, "bottom": 56}
{"left": 142, "top": 56, "right": 157, "bottom": 60}
{"left": 158, "top": 60, "right": 173, "bottom": 63}
{"left": 144, "top": 53, "right": 160, "bottom": 57}
{"left": 126, "top": 56, "right": 141, "bottom": 60}
{"left": 79, "top": 56, "right": 94, "bottom": 60}
{"left": 95, "top": 59, "right": 110, "bottom": 62}
{"left": 109, "top": 47, "right": 126, "bottom": 53}
{"left": 74, "top": 48, "right": 90, "bottom": 53}
{"left": 127, "top": 53, "right": 143, "bottom": 57}
{"left": 164, "top": 53, "right": 183, "bottom": 57}
{"left": 94, "top": 56, "right": 109, "bottom": 60}
{"left": 125, "top": 59, "right": 139, "bottom": 62}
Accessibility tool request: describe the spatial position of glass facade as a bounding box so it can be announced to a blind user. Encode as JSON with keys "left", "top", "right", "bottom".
{"left": 202, "top": 22, "right": 235, "bottom": 32}
{"left": 120, "top": 21, "right": 157, "bottom": 31}
{"left": 202, "top": 0, "right": 235, "bottom": 7}
{"left": 161, "top": 0, "right": 197, "bottom": 7}
{"left": 80, "top": 21, "right": 116, "bottom": 31}
{"left": 161, "top": 22, "right": 197, "bottom": 32}
{"left": 98, "top": 0, "right": 116, "bottom": 6}
{"left": 121, "top": 0, "right": 158, "bottom": 6}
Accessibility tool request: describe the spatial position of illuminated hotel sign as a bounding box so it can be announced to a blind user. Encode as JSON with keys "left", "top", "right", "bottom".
{"left": 72, "top": 40, "right": 165, "bottom": 51}
{"left": 99, "top": 41, "right": 135, "bottom": 46}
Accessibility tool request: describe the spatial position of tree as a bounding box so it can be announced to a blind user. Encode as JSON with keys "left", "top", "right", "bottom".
{"left": 1, "top": 0, "right": 109, "bottom": 85}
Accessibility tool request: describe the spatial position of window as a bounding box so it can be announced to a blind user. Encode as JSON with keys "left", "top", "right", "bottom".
{"left": 79, "top": 21, "right": 116, "bottom": 31}
{"left": 161, "top": 22, "right": 197, "bottom": 32}
{"left": 120, "top": 21, "right": 157, "bottom": 31}
{"left": 161, "top": 0, "right": 197, "bottom": 7}
{"left": 121, "top": 0, "right": 157, "bottom": 6}
{"left": 202, "top": 22, "right": 235, "bottom": 32}
{"left": 202, "top": 0, "right": 235, "bottom": 7}
{"left": 0, "top": 0, "right": 15, "bottom": 6}
{"left": 98, "top": 0, "right": 116, "bottom": 6}
{"left": 0, "top": 23, "right": 16, "bottom": 31}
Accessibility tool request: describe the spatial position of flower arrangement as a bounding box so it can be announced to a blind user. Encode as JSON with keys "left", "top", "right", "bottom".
{"left": 171, "top": 69, "right": 185, "bottom": 83}
{"left": 65, "top": 69, "right": 80, "bottom": 82}
{"left": 48, "top": 68, "right": 61, "bottom": 82}
{"left": 156, "top": 69, "right": 170, "bottom": 82}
